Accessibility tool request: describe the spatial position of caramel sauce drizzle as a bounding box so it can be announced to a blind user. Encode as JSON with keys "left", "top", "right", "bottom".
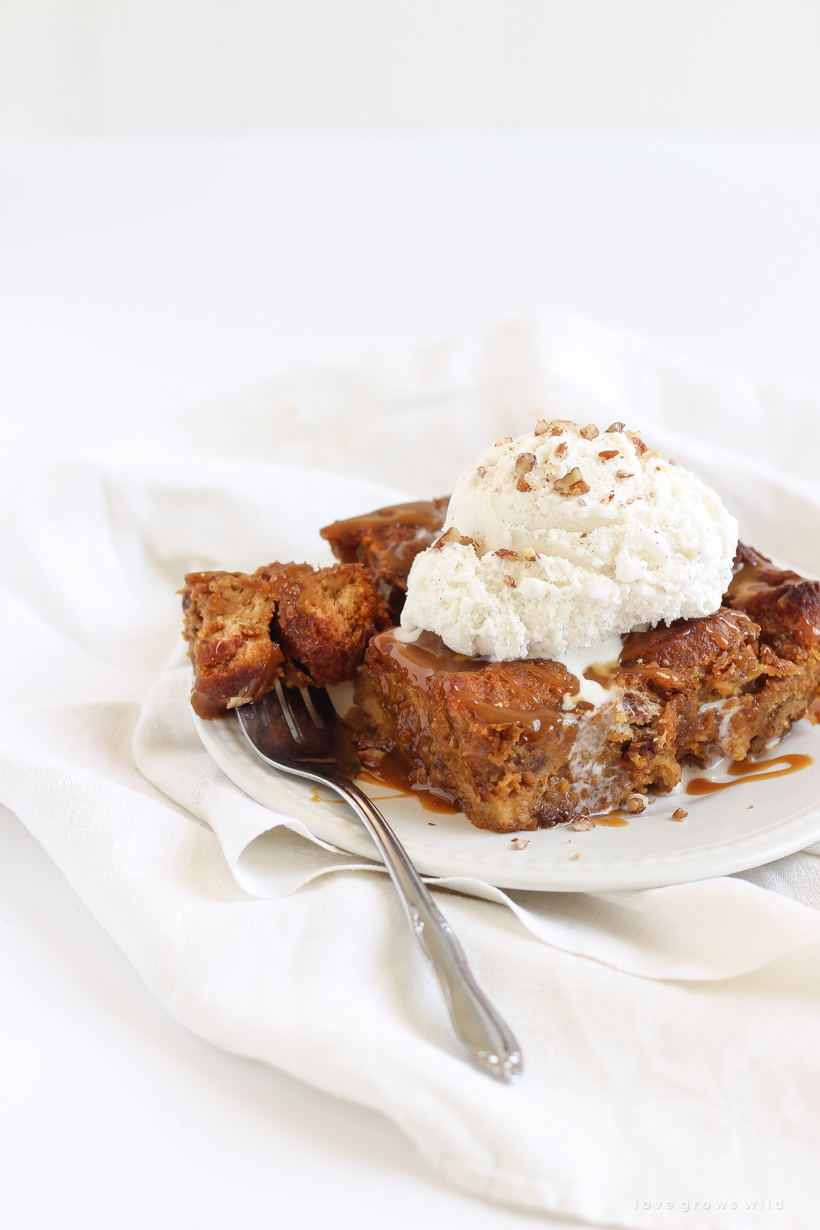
{"left": 375, "top": 629, "right": 575, "bottom": 699}
{"left": 310, "top": 769, "right": 634, "bottom": 825}
{"left": 588, "top": 811, "right": 629, "bottom": 827}
{"left": 308, "top": 751, "right": 460, "bottom": 814}
{"left": 686, "top": 753, "right": 813, "bottom": 795}
{"left": 620, "top": 611, "right": 739, "bottom": 668}
{"left": 374, "top": 628, "right": 574, "bottom": 747}
{"left": 375, "top": 628, "right": 499, "bottom": 690}
{"left": 309, "top": 787, "right": 348, "bottom": 805}
{"left": 583, "top": 660, "right": 620, "bottom": 689}
{"left": 727, "top": 563, "right": 780, "bottom": 604}
{"left": 444, "top": 687, "right": 563, "bottom": 736}
{"left": 726, "top": 553, "right": 802, "bottom": 606}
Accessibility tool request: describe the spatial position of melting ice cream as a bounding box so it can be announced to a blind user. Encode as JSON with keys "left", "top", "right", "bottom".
{"left": 400, "top": 419, "right": 738, "bottom": 663}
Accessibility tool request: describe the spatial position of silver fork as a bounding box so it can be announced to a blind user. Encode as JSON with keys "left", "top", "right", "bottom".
{"left": 236, "top": 681, "right": 523, "bottom": 1083}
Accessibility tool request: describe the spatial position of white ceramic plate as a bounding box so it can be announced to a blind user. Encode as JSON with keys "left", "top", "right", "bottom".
{"left": 195, "top": 707, "right": 820, "bottom": 892}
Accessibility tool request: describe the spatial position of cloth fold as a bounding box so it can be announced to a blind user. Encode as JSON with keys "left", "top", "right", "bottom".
{"left": 3, "top": 313, "right": 820, "bottom": 1228}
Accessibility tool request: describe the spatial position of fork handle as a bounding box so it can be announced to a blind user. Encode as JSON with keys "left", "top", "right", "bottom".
{"left": 336, "top": 781, "right": 523, "bottom": 1082}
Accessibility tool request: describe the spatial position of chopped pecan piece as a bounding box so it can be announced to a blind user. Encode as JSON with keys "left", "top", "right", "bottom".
{"left": 433, "top": 527, "right": 460, "bottom": 548}
{"left": 434, "top": 527, "right": 479, "bottom": 550}
{"left": 554, "top": 467, "right": 590, "bottom": 496}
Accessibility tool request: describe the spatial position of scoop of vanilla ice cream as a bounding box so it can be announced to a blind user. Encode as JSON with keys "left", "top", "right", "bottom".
{"left": 400, "top": 420, "right": 738, "bottom": 660}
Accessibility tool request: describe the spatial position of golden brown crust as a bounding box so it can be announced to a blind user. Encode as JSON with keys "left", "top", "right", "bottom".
{"left": 181, "top": 562, "right": 389, "bottom": 718}
{"left": 182, "top": 570, "right": 284, "bottom": 719}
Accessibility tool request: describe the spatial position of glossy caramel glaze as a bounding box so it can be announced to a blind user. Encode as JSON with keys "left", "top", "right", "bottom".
{"left": 374, "top": 630, "right": 576, "bottom": 737}
{"left": 441, "top": 680, "right": 564, "bottom": 739}
{"left": 321, "top": 500, "right": 447, "bottom": 547}
{"left": 620, "top": 610, "right": 744, "bottom": 666}
{"left": 373, "top": 628, "right": 489, "bottom": 689}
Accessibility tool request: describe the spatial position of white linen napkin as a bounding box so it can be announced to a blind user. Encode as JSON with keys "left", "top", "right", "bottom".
{"left": 3, "top": 314, "right": 820, "bottom": 1229}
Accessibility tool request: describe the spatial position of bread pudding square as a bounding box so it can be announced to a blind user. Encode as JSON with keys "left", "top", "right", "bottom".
{"left": 346, "top": 546, "right": 820, "bottom": 832}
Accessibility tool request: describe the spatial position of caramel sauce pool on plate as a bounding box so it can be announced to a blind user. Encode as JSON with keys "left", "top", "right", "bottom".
{"left": 686, "top": 753, "right": 813, "bottom": 795}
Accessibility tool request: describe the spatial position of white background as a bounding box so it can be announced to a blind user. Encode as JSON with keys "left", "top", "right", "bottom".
{"left": 4, "top": 133, "right": 820, "bottom": 472}
{"left": 2, "top": 0, "right": 820, "bottom": 132}
{"left": 2, "top": 6, "right": 820, "bottom": 1230}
